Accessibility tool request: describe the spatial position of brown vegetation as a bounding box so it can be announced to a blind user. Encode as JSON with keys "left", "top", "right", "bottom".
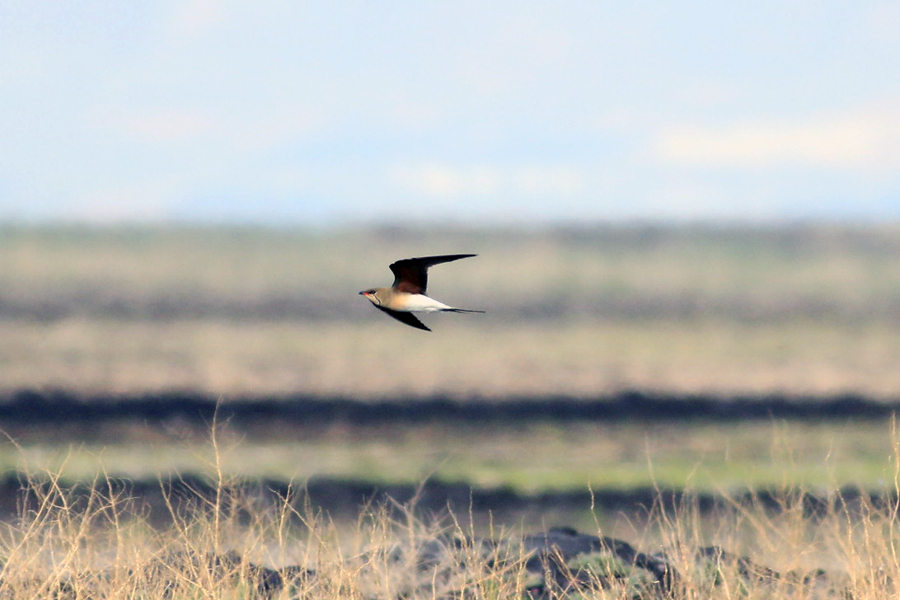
{"left": 1, "top": 460, "right": 900, "bottom": 599}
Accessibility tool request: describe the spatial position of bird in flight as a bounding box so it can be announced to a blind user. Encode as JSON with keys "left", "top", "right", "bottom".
{"left": 360, "top": 254, "right": 484, "bottom": 331}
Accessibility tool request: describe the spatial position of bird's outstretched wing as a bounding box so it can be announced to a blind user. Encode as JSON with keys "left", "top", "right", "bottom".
{"left": 389, "top": 254, "right": 476, "bottom": 294}
{"left": 374, "top": 305, "right": 431, "bottom": 331}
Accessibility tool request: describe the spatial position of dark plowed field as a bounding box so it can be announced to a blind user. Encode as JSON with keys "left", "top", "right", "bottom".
{"left": 3, "top": 389, "right": 896, "bottom": 426}
{"left": 0, "top": 472, "right": 888, "bottom": 526}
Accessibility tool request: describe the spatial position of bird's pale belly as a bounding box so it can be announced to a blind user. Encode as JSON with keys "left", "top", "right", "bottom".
{"left": 400, "top": 294, "right": 454, "bottom": 312}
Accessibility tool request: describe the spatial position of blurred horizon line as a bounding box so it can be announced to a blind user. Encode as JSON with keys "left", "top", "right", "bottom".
{"left": 2, "top": 215, "right": 900, "bottom": 233}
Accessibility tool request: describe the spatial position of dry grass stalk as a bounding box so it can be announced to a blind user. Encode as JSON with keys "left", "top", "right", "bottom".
{"left": 0, "top": 426, "right": 899, "bottom": 598}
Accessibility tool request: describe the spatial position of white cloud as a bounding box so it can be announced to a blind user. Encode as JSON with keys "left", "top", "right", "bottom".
{"left": 66, "top": 184, "right": 177, "bottom": 223}
{"left": 169, "top": 0, "right": 226, "bottom": 37}
{"left": 655, "top": 110, "right": 900, "bottom": 170}
{"left": 388, "top": 164, "right": 585, "bottom": 198}
{"left": 105, "top": 106, "right": 320, "bottom": 152}
{"left": 222, "top": 111, "right": 322, "bottom": 150}
{"left": 390, "top": 165, "right": 497, "bottom": 197}
{"left": 120, "top": 111, "right": 213, "bottom": 143}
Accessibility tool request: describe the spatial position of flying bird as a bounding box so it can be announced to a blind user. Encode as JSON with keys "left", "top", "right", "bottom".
{"left": 360, "top": 254, "right": 484, "bottom": 331}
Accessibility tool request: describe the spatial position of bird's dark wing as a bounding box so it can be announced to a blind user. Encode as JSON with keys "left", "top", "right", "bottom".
{"left": 374, "top": 305, "right": 432, "bottom": 331}
{"left": 389, "top": 254, "right": 476, "bottom": 294}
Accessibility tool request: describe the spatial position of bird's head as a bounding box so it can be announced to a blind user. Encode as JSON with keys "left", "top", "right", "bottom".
{"left": 359, "top": 289, "right": 382, "bottom": 306}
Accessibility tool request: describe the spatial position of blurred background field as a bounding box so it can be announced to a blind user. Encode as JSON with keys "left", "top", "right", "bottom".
{"left": 3, "top": 223, "right": 900, "bottom": 398}
{"left": 4, "top": 418, "right": 897, "bottom": 496}
{"left": 2, "top": 223, "right": 900, "bottom": 507}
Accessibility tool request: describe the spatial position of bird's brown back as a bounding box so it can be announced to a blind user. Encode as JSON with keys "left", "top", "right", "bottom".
{"left": 389, "top": 254, "right": 476, "bottom": 294}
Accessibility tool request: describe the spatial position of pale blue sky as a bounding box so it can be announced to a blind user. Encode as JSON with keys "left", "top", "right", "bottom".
{"left": 2, "top": 1, "right": 899, "bottom": 225}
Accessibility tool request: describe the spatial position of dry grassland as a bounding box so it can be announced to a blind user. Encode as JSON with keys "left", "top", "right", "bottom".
{"left": 3, "top": 452, "right": 900, "bottom": 599}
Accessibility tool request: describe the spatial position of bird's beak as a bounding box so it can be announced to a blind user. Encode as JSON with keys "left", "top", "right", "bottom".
{"left": 359, "top": 291, "right": 368, "bottom": 295}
